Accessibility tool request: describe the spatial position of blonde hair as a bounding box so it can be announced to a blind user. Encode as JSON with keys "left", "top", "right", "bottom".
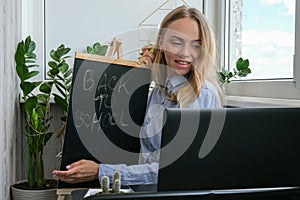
{"left": 152, "top": 5, "right": 224, "bottom": 107}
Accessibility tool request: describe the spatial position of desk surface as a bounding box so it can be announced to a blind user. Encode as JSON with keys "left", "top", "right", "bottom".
{"left": 73, "top": 186, "right": 300, "bottom": 200}
{"left": 72, "top": 184, "right": 156, "bottom": 200}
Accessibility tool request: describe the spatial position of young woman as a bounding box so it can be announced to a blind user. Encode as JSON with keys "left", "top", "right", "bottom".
{"left": 53, "top": 5, "right": 223, "bottom": 186}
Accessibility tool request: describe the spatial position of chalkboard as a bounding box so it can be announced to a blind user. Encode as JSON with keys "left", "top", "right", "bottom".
{"left": 58, "top": 52, "right": 151, "bottom": 188}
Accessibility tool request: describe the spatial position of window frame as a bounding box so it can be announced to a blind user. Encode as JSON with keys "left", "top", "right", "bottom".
{"left": 204, "top": 0, "right": 300, "bottom": 100}
{"left": 21, "top": 0, "right": 45, "bottom": 80}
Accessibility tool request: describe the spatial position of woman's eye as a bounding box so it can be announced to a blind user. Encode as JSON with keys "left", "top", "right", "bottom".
{"left": 171, "top": 41, "right": 181, "bottom": 46}
{"left": 192, "top": 43, "right": 201, "bottom": 49}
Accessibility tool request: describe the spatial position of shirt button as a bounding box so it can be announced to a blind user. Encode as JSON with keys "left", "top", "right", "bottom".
{"left": 145, "top": 117, "right": 151, "bottom": 125}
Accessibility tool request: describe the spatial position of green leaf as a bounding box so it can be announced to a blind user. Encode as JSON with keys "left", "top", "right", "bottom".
{"left": 54, "top": 82, "right": 67, "bottom": 98}
{"left": 24, "top": 36, "right": 31, "bottom": 51}
{"left": 25, "top": 97, "right": 38, "bottom": 112}
{"left": 25, "top": 71, "right": 39, "bottom": 80}
{"left": 62, "top": 47, "right": 71, "bottom": 56}
{"left": 25, "top": 52, "right": 37, "bottom": 59}
{"left": 16, "top": 64, "right": 29, "bottom": 81}
{"left": 48, "top": 61, "right": 58, "bottom": 69}
{"left": 15, "top": 42, "right": 26, "bottom": 65}
{"left": 54, "top": 79, "right": 67, "bottom": 90}
{"left": 61, "top": 55, "right": 72, "bottom": 60}
{"left": 55, "top": 45, "right": 65, "bottom": 59}
{"left": 66, "top": 78, "right": 72, "bottom": 85}
{"left": 65, "top": 69, "right": 73, "bottom": 78}
{"left": 47, "top": 71, "right": 55, "bottom": 79}
{"left": 59, "top": 62, "right": 69, "bottom": 73}
{"left": 55, "top": 45, "right": 71, "bottom": 60}
{"left": 24, "top": 36, "right": 36, "bottom": 53}
{"left": 66, "top": 85, "right": 71, "bottom": 91}
{"left": 87, "top": 46, "right": 92, "bottom": 53}
{"left": 31, "top": 108, "right": 39, "bottom": 130}
{"left": 39, "top": 82, "right": 53, "bottom": 94}
{"left": 50, "top": 68, "right": 59, "bottom": 76}
{"left": 93, "top": 42, "right": 101, "bottom": 49}
{"left": 217, "top": 72, "right": 225, "bottom": 83}
{"left": 53, "top": 94, "right": 68, "bottom": 111}
{"left": 21, "top": 81, "right": 42, "bottom": 96}
{"left": 56, "top": 74, "right": 65, "bottom": 82}
{"left": 236, "top": 57, "right": 250, "bottom": 71}
{"left": 86, "top": 42, "right": 108, "bottom": 56}
{"left": 25, "top": 59, "right": 37, "bottom": 64}
{"left": 98, "top": 45, "right": 108, "bottom": 56}
{"left": 35, "top": 105, "right": 47, "bottom": 118}
{"left": 238, "top": 68, "right": 252, "bottom": 77}
{"left": 27, "top": 40, "right": 36, "bottom": 53}
{"left": 37, "top": 94, "right": 48, "bottom": 102}
{"left": 50, "top": 50, "right": 59, "bottom": 62}
{"left": 27, "top": 64, "right": 39, "bottom": 68}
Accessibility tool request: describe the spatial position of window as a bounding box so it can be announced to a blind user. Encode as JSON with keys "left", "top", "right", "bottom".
{"left": 228, "top": 0, "right": 296, "bottom": 80}
{"left": 204, "top": 0, "right": 300, "bottom": 100}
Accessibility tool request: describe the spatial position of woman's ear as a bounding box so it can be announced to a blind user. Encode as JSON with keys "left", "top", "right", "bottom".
{"left": 158, "top": 35, "right": 164, "bottom": 51}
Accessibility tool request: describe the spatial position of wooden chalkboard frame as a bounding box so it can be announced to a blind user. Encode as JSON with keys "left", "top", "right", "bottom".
{"left": 75, "top": 52, "right": 141, "bottom": 67}
{"left": 58, "top": 52, "right": 151, "bottom": 188}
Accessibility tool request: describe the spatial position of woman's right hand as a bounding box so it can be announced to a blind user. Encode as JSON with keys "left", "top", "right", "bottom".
{"left": 52, "top": 159, "right": 99, "bottom": 184}
{"left": 139, "top": 45, "right": 155, "bottom": 66}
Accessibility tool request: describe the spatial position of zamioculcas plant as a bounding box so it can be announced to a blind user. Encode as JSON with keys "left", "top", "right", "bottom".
{"left": 15, "top": 36, "right": 71, "bottom": 189}
{"left": 48, "top": 44, "right": 73, "bottom": 138}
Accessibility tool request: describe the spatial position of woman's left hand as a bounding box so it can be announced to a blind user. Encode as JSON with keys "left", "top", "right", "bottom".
{"left": 52, "top": 159, "right": 99, "bottom": 183}
{"left": 139, "top": 45, "right": 155, "bottom": 66}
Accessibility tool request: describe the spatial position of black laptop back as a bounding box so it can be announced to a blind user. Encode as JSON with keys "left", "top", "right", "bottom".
{"left": 158, "top": 108, "right": 300, "bottom": 191}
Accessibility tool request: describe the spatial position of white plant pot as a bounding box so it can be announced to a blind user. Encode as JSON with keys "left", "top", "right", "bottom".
{"left": 11, "top": 180, "right": 58, "bottom": 200}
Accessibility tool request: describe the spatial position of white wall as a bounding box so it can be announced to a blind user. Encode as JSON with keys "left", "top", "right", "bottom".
{"left": 0, "top": 0, "right": 22, "bottom": 199}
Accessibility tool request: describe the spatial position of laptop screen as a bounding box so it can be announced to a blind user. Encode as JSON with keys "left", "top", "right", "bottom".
{"left": 158, "top": 108, "right": 300, "bottom": 191}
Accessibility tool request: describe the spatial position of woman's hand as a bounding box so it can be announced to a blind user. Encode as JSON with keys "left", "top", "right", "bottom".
{"left": 52, "top": 159, "right": 99, "bottom": 184}
{"left": 139, "top": 45, "right": 155, "bottom": 66}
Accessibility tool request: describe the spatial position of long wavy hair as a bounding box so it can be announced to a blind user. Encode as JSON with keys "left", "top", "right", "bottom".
{"left": 152, "top": 5, "right": 224, "bottom": 107}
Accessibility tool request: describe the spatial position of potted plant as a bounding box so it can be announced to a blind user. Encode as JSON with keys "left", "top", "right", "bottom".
{"left": 101, "top": 171, "right": 122, "bottom": 194}
{"left": 218, "top": 57, "right": 251, "bottom": 85}
{"left": 11, "top": 36, "right": 72, "bottom": 200}
{"left": 86, "top": 42, "right": 108, "bottom": 56}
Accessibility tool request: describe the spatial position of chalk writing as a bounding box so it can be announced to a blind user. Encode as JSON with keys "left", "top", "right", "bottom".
{"left": 83, "top": 69, "right": 95, "bottom": 92}
{"left": 94, "top": 94, "right": 116, "bottom": 110}
{"left": 74, "top": 110, "right": 129, "bottom": 133}
{"left": 117, "top": 75, "right": 133, "bottom": 95}
{"left": 97, "top": 73, "right": 118, "bottom": 92}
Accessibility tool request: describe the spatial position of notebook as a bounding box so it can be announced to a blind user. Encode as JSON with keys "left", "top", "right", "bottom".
{"left": 157, "top": 107, "right": 300, "bottom": 191}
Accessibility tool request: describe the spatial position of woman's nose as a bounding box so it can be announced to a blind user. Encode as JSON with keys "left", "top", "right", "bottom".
{"left": 178, "top": 44, "right": 190, "bottom": 58}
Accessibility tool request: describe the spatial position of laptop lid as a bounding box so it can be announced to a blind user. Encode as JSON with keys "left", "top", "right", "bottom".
{"left": 158, "top": 108, "right": 300, "bottom": 191}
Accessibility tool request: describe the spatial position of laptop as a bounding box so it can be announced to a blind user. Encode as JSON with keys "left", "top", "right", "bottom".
{"left": 157, "top": 107, "right": 300, "bottom": 191}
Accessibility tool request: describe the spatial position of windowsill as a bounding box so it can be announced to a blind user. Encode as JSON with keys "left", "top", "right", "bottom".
{"left": 225, "top": 95, "right": 300, "bottom": 108}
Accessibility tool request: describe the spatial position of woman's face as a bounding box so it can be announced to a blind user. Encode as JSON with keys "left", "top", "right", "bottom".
{"left": 159, "top": 17, "right": 201, "bottom": 76}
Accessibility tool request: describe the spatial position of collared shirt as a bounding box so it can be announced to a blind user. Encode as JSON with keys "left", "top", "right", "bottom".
{"left": 99, "top": 75, "right": 222, "bottom": 185}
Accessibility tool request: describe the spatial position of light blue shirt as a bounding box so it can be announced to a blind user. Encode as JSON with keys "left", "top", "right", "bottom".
{"left": 99, "top": 75, "right": 221, "bottom": 185}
